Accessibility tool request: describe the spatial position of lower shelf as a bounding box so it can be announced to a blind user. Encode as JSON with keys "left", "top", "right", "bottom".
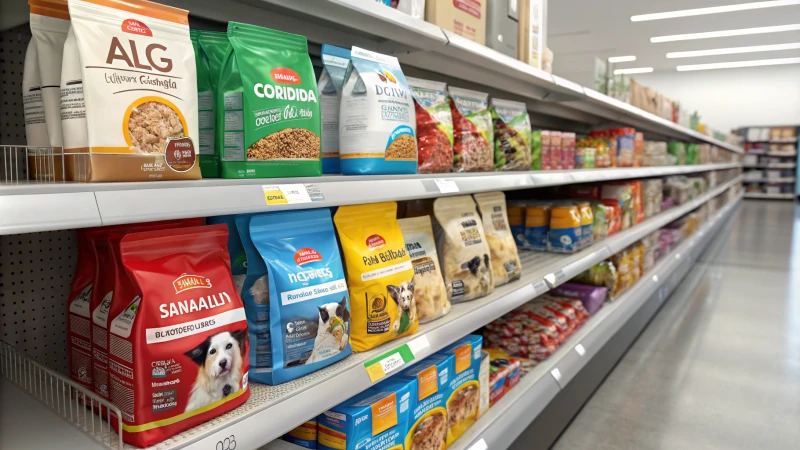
{"left": 450, "top": 195, "right": 743, "bottom": 450}
{"left": 744, "top": 192, "right": 795, "bottom": 199}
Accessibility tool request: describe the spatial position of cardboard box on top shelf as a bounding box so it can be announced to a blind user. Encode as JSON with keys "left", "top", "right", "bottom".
{"left": 487, "top": 0, "right": 518, "bottom": 57}
{"left": 518, "top": 0, "right": 547, "bottom": 68}
{"left": 630, "top": 78, "right": 645, "bottom": 110}
{"left": 426, "top": 0, "right": 487, "bottom": 45}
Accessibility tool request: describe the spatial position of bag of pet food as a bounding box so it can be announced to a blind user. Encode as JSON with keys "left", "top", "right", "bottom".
{"left": 433, "top": 196, "right": 494, "bottom": 302}
{"left": 334, "top": 202, "right": 418, "bottom": 352}
{"left": 235, "top": 214, "right": 272, "bottom": 375}
{"left": 250, "top": 209, "right": 351, "bottom": 384}
{"left": 438, "top": 335, "right": 483, "bottom": 445}
{"left": 190, "top": 30, "right": 218, "bottom": 178}
{"left": 339, "top": 47, "right": 417, "bottom": 175}
{"left": 474, "top": 192, "right": 522, "bottom": 286}
{"left": 318, "top": 381, "right": 411, "bottom": 450}
{"left": 67, "top": 229, "right": 96, "bottom": 391}
{"left": 284, "top": 420, "right": 318, "bottom": 449}
{"left": 407, "top": 76, "right": 454, "bottom": 173}
{"left": 398, "top": 216, "right": 450, "bottom": 323}
{"left": 23, "top": 39, "right": 49, "bottom": 154}
{"left": 218, "top": 22, "right": 321, "bottom": 178}
{"left": 489, "top": 98, "right": 531, "bottom": 171}
{"left": 116, "top": 224, "right": 249, "bottom": 447}
{"left": 207, "top": 215, "right": 248, "bottom": 295}
{"left": 67, "top": 0, "right": 201, "bottom": 182}
{"left": 530, "top": 129, "right": 542, "bottom": 170}
{"left": 318, "top": 44, "right": 351, "bottom": 174}
{"left": 195, "top": 30, "right": 230, "bottom": 177}
{"left": 30, "top": 0, "right": 69, "bottom": 164}
{"left": 448, "top": 87, "right": 493, "bottom": 172}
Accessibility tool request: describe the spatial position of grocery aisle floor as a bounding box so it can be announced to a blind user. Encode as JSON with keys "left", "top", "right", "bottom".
{"left": 552, "top": 200, "right": 800, "bottom": 450}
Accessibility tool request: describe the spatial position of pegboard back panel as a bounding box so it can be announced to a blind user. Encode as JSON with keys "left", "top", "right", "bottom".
{"left": 0, "top": 229, "right": 77, "bottom": 373}
{"left": 1, "top": 24, "right": 30, "bottom": 146}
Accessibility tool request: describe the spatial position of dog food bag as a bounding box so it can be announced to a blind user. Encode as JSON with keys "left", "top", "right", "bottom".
{"left": 478, "top": 350, "right": 490, "bottom": 418}
{"left": 67, "top": 229, "right": 96, "bottom": 391}
{"left": 448, "top": 86, "right": 493, "bottom": 172}
{"left": 66, "top": 0, "right": 200, "bottom": 182}
{"left": 30, "top": 0, "right": 69, "bottom": 158}
{"left": 339, "top": 47, "right": 417, "bottom": 175}
{"left": 236, "top": 214, "right": 272, "bottom": 373}
{"left": 23, "top": 39, "right": 50, "bottom": 155}
{"left": 531, "top": 129, "right": 542, "bottom": 170}
{"left": 117, "top": 225, "right": 249, "bottom": 447}
{"left": 207, "top": 215, "right": 248, "bottom": 295}
{"left": 398, "top": 216, "right": 450, "bottom": 323}
{"left": 190, "top": 30, "right": 218, "bottom": 178}
{"left": 334, "top": 202, "right": 418, "bottom": 352}
{"left": 318, "top": 381, "right": 411, "bottom": 450}
{"left": 407, "top": 76, "right": 454, "bottom": 174}
{"left": 250, "top": 209, "right": 352, "bottom": 384}
{"left": 489, "top": 98, "right": 531, "bottom": 171}
{"left": 283, "top": 420, "right": 318, "bottom": 449}
{"left": 474, "top": 192, "right": 522, "bottom": 287}
{"left": 508, "top": 205, "right": 525, "bottom": 248}
{"left": 548, "top": 204, "right": 582, "bottom": 253}
{"left": 433, "top": 196, "right": 494, "bottom": 303}
{"left": 219, "top": 22, "right": 321, "bottom": 178}
{"left": 438, "top": 335, "right": 482, "bottom": 445}
{"left": 523, "top": 204, "right": 550, "bottom": 251}
{"left": 318, "top": 44, "right": 351, "bottom": 174}
{"left": 196, "top": 30, "right": 230, "bottom": 177}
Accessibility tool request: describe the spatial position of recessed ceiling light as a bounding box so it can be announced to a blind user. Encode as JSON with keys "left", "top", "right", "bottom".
{"left": 676, "top": 56, "right": 800, "bottom": 71}
{"left": 613, "top": 67, "right": 654, "bottom": 74}
{"left": 651, "top": 24, "right": 800, "bottom": 42}
{"left": 632, "top": 0, "right": 800, "bottom": 22}
{"left": 608, "top": 55, "right": 637, "bottom": 63}
{"left": 667, "top": 42, "right": 800, "bottom": 58}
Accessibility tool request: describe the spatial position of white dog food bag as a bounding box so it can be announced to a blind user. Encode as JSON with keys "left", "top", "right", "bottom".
{"left": 22, "top": 40, "right": 49, "bottom": 149}
{"left": 248, "top": 209, "right": 352, "bottom": 384}
{"left": 398, "top": 216, "right": 450, "bottom": 323}
{"left": 117, "top": 224, "right": 249, "bottom": 447}
{"left": 66, "top": 0, "right": 200, "bottom": 181}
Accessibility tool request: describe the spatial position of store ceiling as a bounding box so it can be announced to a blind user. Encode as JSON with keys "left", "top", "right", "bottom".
{"left": 549, "top": 0, "right": 800, "bottom": 75}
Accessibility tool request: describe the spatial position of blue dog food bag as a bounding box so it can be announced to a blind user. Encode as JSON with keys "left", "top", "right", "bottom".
{"left": 236, "top": 214, "right": 272, "bottom": 377}
{"left": 318, "top": 44, "right": 351, "bottom": 174}
{"left": 438, "top": 334, "right": 483, "bottom": 445}
{"left": 250, "top": 209, "right": 352, "bottom": 384}
{"left": 317, "top": 379, "right": 411, "bottom": 450}
{"left": 207, "top": 215, "right": 248, "bottom": 294}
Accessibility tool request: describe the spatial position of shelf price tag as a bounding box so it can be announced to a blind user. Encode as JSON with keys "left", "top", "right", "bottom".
{"left": 262, "top": 184, "right": 324, "bottom": 205}
{"left": 364, "top": 338, "right": 428, "bottom": 383}
{"left": 532, "top": 279, "right": 549, "bottom": 296}
{"left": 468, "top": 438, "right": 488, "bottom": 450}
{"left": 550, "top": 368, "right": 562, "bottom": 382}
{"left": 434, "top": 178, "right": 459, "bottom": 193}
{"left": 575, "top": 344, "right": 586, "bottom": 356}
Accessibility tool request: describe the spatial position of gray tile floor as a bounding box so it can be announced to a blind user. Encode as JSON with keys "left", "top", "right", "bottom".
{"left": 551, "top": 200, "right": 800, "bottom": 450}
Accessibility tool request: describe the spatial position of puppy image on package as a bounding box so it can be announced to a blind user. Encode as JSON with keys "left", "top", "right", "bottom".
{"left": 308, "top": 298, "right": 350, "bottom": 363}
{"left": 185, "top": 330, "right": 247, "bottom": 412}
{"left": 388, "top": 280, "right": 417, "bottom": 335}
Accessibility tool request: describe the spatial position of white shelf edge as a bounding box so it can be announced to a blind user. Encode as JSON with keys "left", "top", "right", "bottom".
{"left": 742, "top": 178, "right": 796, "bottom": 183}
{"left": 0, "top": 163, "right": 741, "bottom": 235}
{"left": 0, "top": 178, "right": 742, "bottom": 450}
{"left": 744, "top": 192, "right": 795, "bottom": 199}
{"left": 450, "top": 194, "right": 743, "bottom": 450}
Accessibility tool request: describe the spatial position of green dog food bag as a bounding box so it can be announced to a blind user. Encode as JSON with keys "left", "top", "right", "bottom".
{"left": 218, "top": 22, "right": 321, "bottom": 178}
{"left": 190, "top": 30, "right": 217, "bottom": 178}
{"left": 196, "top": 30, "right": 230, "bottom": 178}
{"left": 489, "top": 98, "right": 531, "bottom": 171}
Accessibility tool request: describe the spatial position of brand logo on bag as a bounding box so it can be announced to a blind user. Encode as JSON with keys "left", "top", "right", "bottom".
{"left": 294, "top": 248, "right": 323, "bottom": 266}
{"left": 173, "top": 274, "right": 212, "bottom": 294}
{"left": 366, "top": 234, "right": 386, "bottom": 249}
{"left": 121, "top": 19, "right": 153, "bottom": 37}
{"left": 270, "top": 67, "right": 301, "bottom": 85}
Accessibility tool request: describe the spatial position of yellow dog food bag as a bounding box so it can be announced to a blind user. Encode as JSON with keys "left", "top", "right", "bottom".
{"left": 334, "top": 202, "right": 418, "bottom": 352}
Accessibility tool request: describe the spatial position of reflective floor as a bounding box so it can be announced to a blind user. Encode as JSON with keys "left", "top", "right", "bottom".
{"left": 552, "top": 200, "right": 800, "bottom": 450}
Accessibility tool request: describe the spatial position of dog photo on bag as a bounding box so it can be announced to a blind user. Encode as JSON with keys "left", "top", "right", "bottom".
{"left": 185, "top": 329, "right": 247, "bottom": 412}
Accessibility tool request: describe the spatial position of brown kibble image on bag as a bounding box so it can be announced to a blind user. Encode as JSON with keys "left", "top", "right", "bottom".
{"left": 128, "top": 101, "right": 186, "bottom": 154}
{"left": 247, "top": 128, "right": 321, "bottom": 160}
{"left": 386, "top": 134, "right": 417, "bottom": 160}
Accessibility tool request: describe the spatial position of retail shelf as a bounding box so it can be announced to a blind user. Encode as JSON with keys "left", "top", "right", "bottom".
{"left": 0, "top": 163, "right": 740, "bottom": 235}
{"left": 155, "top": 0, "right": 743, "bottom": 153}
{"left": 742, "top": 163, "right": 796, "bottom": 169}
{"left": 766, "top": 152, "right": 797, "bottom": 158}
{"left": 451, "top": 194, "right": 743, "bottom": 450}
{"left": 744, "top": 192, "right": 796, "bottom": 200}
{"left": 0, "top": 177, "right": 741, "bottom": 450}
{"left": 743, "top": 177, "right": 795, "bottom": 183}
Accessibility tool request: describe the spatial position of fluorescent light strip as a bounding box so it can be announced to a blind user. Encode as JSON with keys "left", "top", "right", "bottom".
{"left": 632, "top": 0, "right": 800, "bottom": 22}
{"left": 667, "top": 42, "right": 800, "bottom": 58}
{"left": 613, "top": 67, "right": 654, "bottom": 74}
{"left": 676, "top": 56, "right": 800, "bottom": 71}
{"left": 608, "top": 55, "right": 637, "bottom": 63}
{"left": 651, "top": 24, "right": 800, "bottom": 42}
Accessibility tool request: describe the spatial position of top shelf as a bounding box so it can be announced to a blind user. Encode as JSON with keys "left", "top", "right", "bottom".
{"left": 166, "top": 0, "right": 742, "bottom": 153}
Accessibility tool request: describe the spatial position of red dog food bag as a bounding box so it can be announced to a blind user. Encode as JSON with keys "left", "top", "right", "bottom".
{"left": 68, "top": 228, "right": 97, "bottom": 391}
{"left": 115, "top": 224, "right": 249, "bottom": 447}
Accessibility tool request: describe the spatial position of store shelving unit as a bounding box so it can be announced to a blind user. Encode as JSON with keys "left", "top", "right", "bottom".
{"left": 0, "top": 177, "right": 741, "bottom": 450}
{"left": 743, "top": 192, "right": 795, "bottom": 200}
{"left": 738, "top": 125, "right": 799, "bottom": 199}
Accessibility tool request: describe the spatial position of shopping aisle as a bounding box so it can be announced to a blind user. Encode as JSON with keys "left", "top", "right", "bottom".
{"left": 551, "top": 200, "right": 800, "bottom": 450}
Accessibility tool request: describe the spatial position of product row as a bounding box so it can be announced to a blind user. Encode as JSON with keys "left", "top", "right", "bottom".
{"left": 21, "top": 0, "right": 737, "bottom": 184}
{"left": 278, "top": 187, "right": 740, "bottom": 450}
